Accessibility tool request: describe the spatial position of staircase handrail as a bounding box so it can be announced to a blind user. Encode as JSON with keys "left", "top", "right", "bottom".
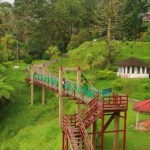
{"left": 78, "top": 98, "right": 99, "bottom": 119}
{"left": 81, "top": 102, "right": 102, "bottom": 123}
{"left": 63, "top": 116, "right": 79, "bottom": 150}
{"left": 76, "top": 115, "right": 94, "bottom": 150}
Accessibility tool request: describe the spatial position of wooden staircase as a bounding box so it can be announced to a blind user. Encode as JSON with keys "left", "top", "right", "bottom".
{"left": 62, "top": 97, "right": 102, "bottom": 150}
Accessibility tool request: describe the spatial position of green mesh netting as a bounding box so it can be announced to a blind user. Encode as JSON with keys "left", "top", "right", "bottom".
{"left": 31, "top": 73, "right": 111, "bottom": 98}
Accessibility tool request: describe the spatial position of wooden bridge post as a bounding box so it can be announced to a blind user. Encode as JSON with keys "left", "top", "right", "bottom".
{"left": 76, "top": 67, "right": 81, "bottom": 113}
{"left": 42, "top": 64, "right": 46, "bottom": 105}
{"left": 91, "top": 121, "right": 97, "bottom": 149}
{"left": 31, "top": 64, "right": 34, "bottom": 106}
{"left": 136, "top": 111, "right": 139, "bottom": 130}
{"left": 113, "top": 112, "right": 120, "bottom": 150}
{"left": 77, "top": 67, "right": 81, "bottom": 87}
{"left": 59, "top": 66, "right": 63, "bottom": 127}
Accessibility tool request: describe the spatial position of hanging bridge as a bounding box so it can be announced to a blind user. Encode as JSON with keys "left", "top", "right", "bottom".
{"left": 26, "top": 64, "right": 128, "bottom": 150}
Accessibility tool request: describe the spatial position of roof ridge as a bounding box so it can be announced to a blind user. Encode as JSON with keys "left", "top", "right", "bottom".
{"left": 135, "top": 100, "right": 150, "bottom": 110}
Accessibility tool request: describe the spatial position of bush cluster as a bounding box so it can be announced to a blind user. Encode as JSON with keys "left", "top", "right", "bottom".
{"left": 112, "top": 81, "right": 123, "bottom": 91}
{"left": 143, "top": 82, "right": 150, "bottom": 90}
{"left": 24, "top": 56, "right": 33, "bottom": 64}
{"left": 3, "top": 62, "right": 12, "bottom": 68}
{"left": 95, "top": 70, "right": 117, "bottom": 80}
{"left": 42, "top": 46, "right": 60, "bottom": 60}
{"left": 67, "top": 29, "right": 91, "bottom": 50}
{"left": 0, "top": 64, "right": 6, "bottom": 73}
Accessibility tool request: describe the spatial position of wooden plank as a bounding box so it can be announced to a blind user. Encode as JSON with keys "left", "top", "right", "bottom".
{"left": 63, "top": 67, "right": 78, "bottom": 71}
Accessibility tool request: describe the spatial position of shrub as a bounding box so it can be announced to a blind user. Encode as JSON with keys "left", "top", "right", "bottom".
{"left": 67, "top": 29, "right": 91, "bottom": 50}
{"left": 3, "top": 62, "right": 12, "bottom": 68}
{"left": 44, "top": 46, "right": 60, "bottom": 59}
{"left": 96, "top": 70, "right": 117, "bottom": 80}
{"left": 0, "top": 64, "right": 6, "bottom": 73}
{"left": 8, "top": 54, "right": 16, "bottom": 61}
{"left": 143, "top": 82, "right": 150, "bottom": 90}
{"left": 42, "top": 51, "right": 50, "bottom": 60}
{"left": 24, "top": 56, "right": 32, "bottom": 64}
{"left": 112, "top": 81, "right": 122, "bottom": 91}
{"left": 143, "top": 94, "right": 150, "bottom": 100}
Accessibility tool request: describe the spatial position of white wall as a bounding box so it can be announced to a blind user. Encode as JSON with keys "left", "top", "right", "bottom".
{"left": 117, "top": 66, "right": 149, "bottom": 78}
{"left": 117, "top": 72, "right": 149, "bottom": 78}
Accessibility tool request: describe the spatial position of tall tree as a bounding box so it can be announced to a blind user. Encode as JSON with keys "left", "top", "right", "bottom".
{"left": 0, "top": 2, "right": 13, "bottom": 37}
{"left": 124, "top": 0, "right": 149, "bottom": 40}
{"left": 12, "top": 0, "right": 55, "bottom": 58}
{"left": 94, "top": 0, "right": 125, "bottom": 66}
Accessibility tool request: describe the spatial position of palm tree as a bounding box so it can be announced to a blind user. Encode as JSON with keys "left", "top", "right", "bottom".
{"left": 0, "top": 78, "right": 14, "bottom": 103}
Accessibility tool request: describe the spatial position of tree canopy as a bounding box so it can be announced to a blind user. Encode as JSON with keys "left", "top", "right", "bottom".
{"left": 0, "top": 0, "right": 149, "bottom": 61}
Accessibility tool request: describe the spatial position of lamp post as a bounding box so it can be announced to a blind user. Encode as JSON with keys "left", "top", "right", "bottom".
{"left": 16, "top": 40, "right": 19, "bottom": 67}
{"left": 14, "top": 40, "right": 19, "bottom": 69}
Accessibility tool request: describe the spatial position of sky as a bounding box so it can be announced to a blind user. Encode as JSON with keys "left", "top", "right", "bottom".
{"left": 0, "top": 0, "right": 14, "bottom": 4}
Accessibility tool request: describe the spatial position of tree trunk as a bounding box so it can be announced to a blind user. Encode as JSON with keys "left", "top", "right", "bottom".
{"left": 107, "top": 0, "right": 112, "bottom": 67}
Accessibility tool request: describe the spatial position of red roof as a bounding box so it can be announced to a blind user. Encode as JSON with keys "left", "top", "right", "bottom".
{"left": 134, "top": 100, "right": 150, "bottom": 113}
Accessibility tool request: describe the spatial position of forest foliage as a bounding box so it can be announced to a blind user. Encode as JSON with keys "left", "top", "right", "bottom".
{"left": 0, "top": 0, "right": 149, "bottom": 61}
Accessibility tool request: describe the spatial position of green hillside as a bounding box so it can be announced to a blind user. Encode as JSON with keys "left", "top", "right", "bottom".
{"left": 0, "top": 62, "right": 150, "bottom": 150}
{"left": 49, "top": 41, "right": 150, "bottom": 99}
{"left": 0, "top": 41, "right": 150, "bottom": 150}
{"left": 51, "top": 41, "right": 150, "bottom": 69}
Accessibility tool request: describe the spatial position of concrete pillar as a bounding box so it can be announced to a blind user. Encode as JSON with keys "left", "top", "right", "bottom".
{"left": 121, "top": 66, "right": 123, "bottom": 73}
{"left": 125, "top": 66, "right": 128, "bottom": 74}
{"left": 140, "top": 67, "right": 142, "bottom": 74}
{"left": 59, "top": 66, "right": 63, "bottom": 127}
{"left": 31, "top": 65, "right": 34, "bottom": 106}
{"left": 114, "top": 113, "right": 120, "bottom": 150}
{"left": 130, "top": 66, "right": 132, "bottom": 74}
{"left": 134, "top": 66, "right": 138, "bottom": 74}
{"left": 145, "top": 67, "right": 147, "bottom": 74}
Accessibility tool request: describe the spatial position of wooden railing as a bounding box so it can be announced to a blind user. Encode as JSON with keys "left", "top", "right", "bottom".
{"left": 76, "top": 115, "right": 94, "bottom": 150}
{"left": 63, "top": 116, "right": 79, "bottom": 150}
{"left": 102, "top": 95, "right": 128, "bottom": 110}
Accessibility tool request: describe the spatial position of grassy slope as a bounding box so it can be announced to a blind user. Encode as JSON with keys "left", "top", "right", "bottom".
{"left": 0, "top": 67, "right": 150, "bottom": 150}
{"left": 51, "top": 41, "right": 150, "bottom": 70}
{"left": 1, "top": 40, "right": 150, "bottom": 149}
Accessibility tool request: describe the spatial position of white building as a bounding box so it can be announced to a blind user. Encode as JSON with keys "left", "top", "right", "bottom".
{"left": 117, "top": 57, "right": 149, "bottom": 78}
{"left": 142, "top": 12, "right": 150, "bottom": 22}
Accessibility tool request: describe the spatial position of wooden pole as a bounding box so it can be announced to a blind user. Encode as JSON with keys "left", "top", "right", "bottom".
{"left": 76, "top": 67, "right": 81, "bottom": 114}
{"left": 59, "top": 66, "right": 63, "bottom": 127}
{"left": 77, "top": 67, "right": 81, "bottom": 87}
{"left": 91, "top": 121, "right": 97, "bottom": 149}
{"left": 31, "top": 65, "right": 34, "bottom": 106}
{"left": 113, "top": 112, "right": 120, "bottom": 150}
{"left": 42, "top": 65, "right": 46, "bottom": 105}
{"left": 136, "top": 111, "right": 139, "bottom": 130}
